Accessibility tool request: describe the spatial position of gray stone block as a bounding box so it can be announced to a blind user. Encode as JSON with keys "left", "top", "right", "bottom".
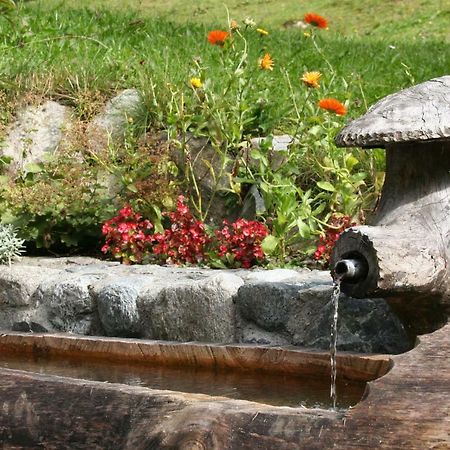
{"left": 236, "top": 282, "right": 412, "bottom": 354}
{"left": 37, "top": 273, "right": 102, "bottom": 334}
{"left": 146, "top": 272, "right": 243, "bottom": 343}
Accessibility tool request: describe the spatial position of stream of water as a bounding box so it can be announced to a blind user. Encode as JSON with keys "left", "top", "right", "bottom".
{"left": 330, "top": 279, "right": 341, "bottom": 409}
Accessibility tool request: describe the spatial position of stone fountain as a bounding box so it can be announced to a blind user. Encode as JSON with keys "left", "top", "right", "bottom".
{"left": 0, "top": 77, "right": 449, "bottom": 448}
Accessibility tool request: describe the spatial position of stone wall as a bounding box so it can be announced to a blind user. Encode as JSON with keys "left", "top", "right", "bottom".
{"left": 0, "top": 257, "right": 412, "bottom": 354}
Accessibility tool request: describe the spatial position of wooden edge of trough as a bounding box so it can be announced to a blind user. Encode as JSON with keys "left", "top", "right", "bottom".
{"left": 1, "top": 324, "right": 449, "bottom": 448}
{"left": 0, "top": 332, "right": 392, "bottom": 382}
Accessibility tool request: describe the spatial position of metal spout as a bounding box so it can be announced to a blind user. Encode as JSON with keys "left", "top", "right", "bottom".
{"left": 333, "top": 258, "right": 367, "bottom": 283}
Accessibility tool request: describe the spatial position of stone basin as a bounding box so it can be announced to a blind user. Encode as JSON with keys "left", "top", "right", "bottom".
{"left": 0, "top": 325, "right": 449, "bottom": 449}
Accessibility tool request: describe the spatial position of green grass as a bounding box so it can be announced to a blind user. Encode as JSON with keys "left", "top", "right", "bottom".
{"left": 33, "top": 0, "right": 450, "bottom": 42}
{"left": 0, "top": 4, "right": 448, "bottom": 128}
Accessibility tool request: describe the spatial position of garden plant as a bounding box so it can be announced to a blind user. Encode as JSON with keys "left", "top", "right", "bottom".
{"left": 0, "top": 0, "right": 448, "bottom": 268}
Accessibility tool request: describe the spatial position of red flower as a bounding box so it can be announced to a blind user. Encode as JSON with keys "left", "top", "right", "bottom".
{"left": 152, "top": 196, "right": 211, "bottom": 265}
{"left": 207, "top": 30, "right": 230, "bottom": 46}
{"left": 215, "top": 219, "right": 269, "bottom": 268}
{"left": 318, "top": 98, "right": 347, "bottom": 116}
{"left": 314, "top": 214, "right": 357, "bottom": 265}
{"left": 304, "top": 13, "right": 328, "bottom": 29}
{"left": 101, "top": 205, "right": 154, "bottom": 264}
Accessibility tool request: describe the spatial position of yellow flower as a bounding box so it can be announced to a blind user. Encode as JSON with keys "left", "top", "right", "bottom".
{"left": 190, "top": 78, "right": 203, "bottom": 89}
{"left": 256, "top": 28, "right": 269, "bottom": 36}
{"left": 303, "top": 31, "right": 311, "bottom": 38}
{"left": 301, "top": 71, "right": 322, "bottom": 88}
{"left": 259, "top": 53, "right": 274, "bottom": 71}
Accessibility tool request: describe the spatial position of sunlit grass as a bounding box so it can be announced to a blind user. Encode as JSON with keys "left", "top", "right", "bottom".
{"left": 0, "top": 5, "right": 448, "bottom": 129}
{"left": 31, "top": 0, "right": 450, "bottom": 42}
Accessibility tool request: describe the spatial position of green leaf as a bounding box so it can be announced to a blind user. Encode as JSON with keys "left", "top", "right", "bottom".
{"left": 317, "top": 181, "right": 335, "bottom": 192}
{"left": 312, "top": 202, "right": 326, "bottom": 215}
{"left": 345, "top": 154, "right": 359, "bottom": 170}
{"left": 296, "top": 218, "right": 311, "bottom": 238}
{"left": 24, "top": 162, "right": 44, "bottom": 174}
{"left": 60, "top": 234, "right": 79, "bottom": 247}
{"left": 261, "top": 235, "right": 279, "bottom": 255}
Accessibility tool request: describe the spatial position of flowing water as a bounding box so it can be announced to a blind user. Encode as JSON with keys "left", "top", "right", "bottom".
{"left": 330, "top": 279, "right": 341, "bottom": 409}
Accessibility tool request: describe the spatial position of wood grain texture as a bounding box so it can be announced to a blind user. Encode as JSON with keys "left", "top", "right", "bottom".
{"left": 335, "top": 76, "right": 450, "bottom": 148}
{"left": 0, "top": 325, "right": 449, "bottom": 449}
{"left": 331, "top": 142, "right": 450, "bottom": 320}
{"left": 0, "top": 332, "right": 391, "bottom": 381}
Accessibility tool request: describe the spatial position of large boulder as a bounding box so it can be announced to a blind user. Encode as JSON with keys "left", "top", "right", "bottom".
{"left": 86, "top": 89, "right": 146, "bottom": 152}
{"left": 236, "top": 282, "right": 412, "bottom": 354}
{"left": 1, "top": 101, "right": 72, "bottom": 173}
{"left": 35, "top": 273, "right": 103, "bottom": 335}
{"left": 95, "top": 276, "right": 154, "bottom": 337}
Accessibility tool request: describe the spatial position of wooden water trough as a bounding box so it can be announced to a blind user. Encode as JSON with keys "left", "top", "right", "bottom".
{"left": 0, "top": 324, "right": 449, "bottom": 449}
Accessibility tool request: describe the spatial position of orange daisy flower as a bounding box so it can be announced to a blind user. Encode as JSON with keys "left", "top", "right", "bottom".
{"left": 304, "top": 13, "right": 328, "bottom": 29}
{"left": 259, "top": 53, "right": 274, "bottom": 71}
{"left": 301, "top": 71, "right": 322, "bottom": 88}
{"left": 319, "top": 98, "right": 347, "bottom": 116}
{"left": 207, "top": 30, "right": 230, "bottom": 46}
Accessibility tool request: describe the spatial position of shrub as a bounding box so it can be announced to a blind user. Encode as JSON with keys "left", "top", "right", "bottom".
{"left": 101, "top": 200, "right": 270, "bottom": 268}
{"left": 0, "top": 223, "right": 24, "bottom": 265}
{"left": 101, "top": 205, "right": 155, "bottom": 264}
{"left": 152, "top": 195, "right": 211, "bottom": 265}
{"left": 215, "top": 218, "right": 269, "bottom": 268}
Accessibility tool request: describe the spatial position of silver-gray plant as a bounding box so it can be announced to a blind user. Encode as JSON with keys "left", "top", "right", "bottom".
{"left": 0, "top": 224, "right": 25, "bottom": 266}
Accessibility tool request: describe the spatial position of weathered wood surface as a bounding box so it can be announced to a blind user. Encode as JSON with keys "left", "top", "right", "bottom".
{"left": 0, "top": 332, "right": 390, "bottom": 382}
{"left": 0, "top": 325, "right": 449, "bottom": 449}
{"left": 332, "top": 75, "right": 450, "bottom": 313}
{"left": 335, "top": 75, "right": 450, "bottom": 147}
{"left": 332, "top": 142, "right": 450, "bottom": 317}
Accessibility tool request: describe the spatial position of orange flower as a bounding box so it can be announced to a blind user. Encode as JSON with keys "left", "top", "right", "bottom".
{"left": 304, "top": 13, "right": 328, "bottom": 29}
{"left": 301, "top": 71, "right": 322, "bottom": 88}
{"left": 319, "top": 98, "right": 347, "bottom": 116}
{"left": 259, "top": 53, "right": 274, "bottom": 71}
{"left": 207, "top": 30, "right": 230, "bottom": 46}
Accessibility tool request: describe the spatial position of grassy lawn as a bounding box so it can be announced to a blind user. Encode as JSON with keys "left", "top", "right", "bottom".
{"left": 1, "top": 2, "right": 449, "bottom": 121}
{"left": 34, "top": 0, "right": 450, "bottom": 42}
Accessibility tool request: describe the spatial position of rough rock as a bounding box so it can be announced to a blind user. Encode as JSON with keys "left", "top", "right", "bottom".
{"left": 35, "top": 273, "right": 103, "bottom": 335}
{"left": 170, "top": 134, "right": 237, "bottom": 224}
{"left": 236, "top": 282, "right": 412, "bottom": 353}
{"left": 143, "top": 272, "right": 243, "bottom": 342}
{"left": 0, "top": 265, "right": 61, "bottom": 308}
{"left": 86, "top": 89, "right": 145, "bottom": 152}
{"left": 0, "top": 257, "right": 415, "bottom": 354}
{"left": 250, "top": 134, "right": 296, "bottom": 170}
{"left": 1, "top": 101, "right": 72, "bottom": 173}
{"left": 95, "top": 276, "right": 154, "bottom": 337}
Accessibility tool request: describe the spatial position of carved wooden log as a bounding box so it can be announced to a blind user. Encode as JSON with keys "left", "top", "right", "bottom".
{"left": 331, "top": 76, "right": 450, "bottom": 314}
{"left": 0, "top": 327, "right": 449, "bottom": 448}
